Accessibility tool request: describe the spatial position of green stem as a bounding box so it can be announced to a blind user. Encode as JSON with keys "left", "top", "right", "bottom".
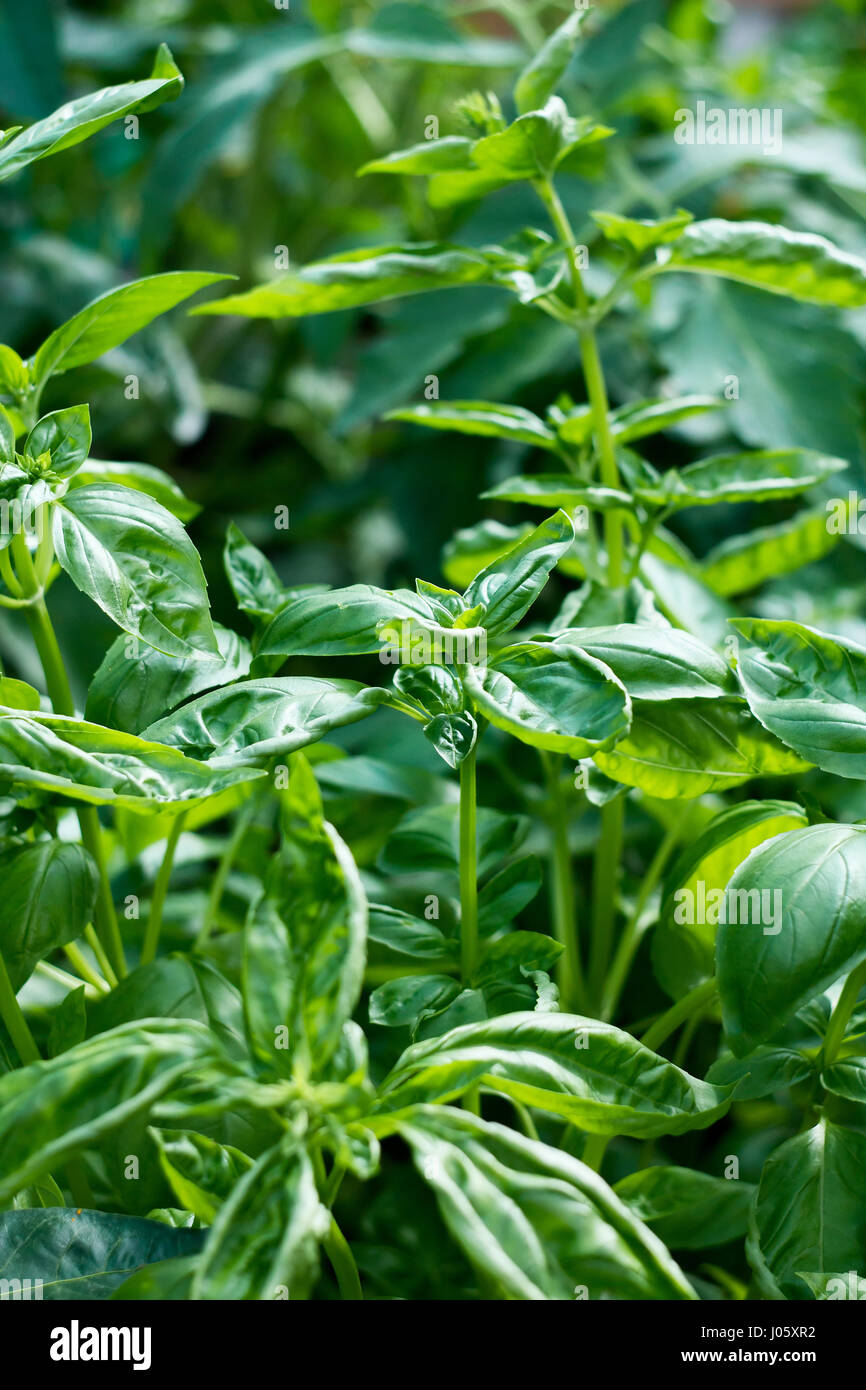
{"left": 543, "top": 753, "right": 586, "bottom": 1012}
{"left": 62, "top": 943, "right": 110, "bottom": 994}
{"left": 589, "top": 797, "right": 624, "bottom": 1009}
{"left": 78, "top": 808, "right": 126, "bottom": 979}
{"left": 459, "top": 739, "right": 479, "bottom": 984}
{"left": 194, "top": 796, "right": 256, "bottom": 950}
{"left": 600, "top": 824, "right": 680, "bottom": 1021}
{"left": 84, "top": 925, "right": 118, "bottom": 988}
{"left": 0, "top": 945, "right": 40, "bottom": 1064}
{"left": 36, "top": 959, "right": 101, "bottom": 1001}
{"left": 323, "top": 1218, "right": 363, "bottom": 1300}
{"left": 822, "top": 960, "right": 866, "bottom": 1068}
{"left": 641, "top": 977, "right": 718, "bottom": 1054}
{"left": 141, "top": 813, "right": 187, "bottom": 965}
{"left": 581, "top": 1133, "right": 609, "bottom": 1173}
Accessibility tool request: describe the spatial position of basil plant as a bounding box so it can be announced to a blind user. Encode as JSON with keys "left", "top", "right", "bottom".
{"left": 1, "top": 14, "right": 865, "bottom": 1305}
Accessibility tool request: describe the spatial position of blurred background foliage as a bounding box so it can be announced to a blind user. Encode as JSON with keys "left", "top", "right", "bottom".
{"left": 2, "top": 0, "right": 866, "bottom": 704}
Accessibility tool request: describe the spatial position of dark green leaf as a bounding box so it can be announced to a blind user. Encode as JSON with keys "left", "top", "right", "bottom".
{"left": 0, "top": 840, "right": 97, "bottom": 989}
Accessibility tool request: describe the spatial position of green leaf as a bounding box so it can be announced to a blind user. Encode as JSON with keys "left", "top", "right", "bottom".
{"left": 442, "top": 519, "right": 533, "bottom": 590}
{"left": 380, "top": 804, "right": 528, "bottom": 879}
{"left": 385, "top": 399, "right": 557, "bottom": 449}
{"left": 0, "top": 1019, "right": 222, "bottom": 1204}
{"left": 748, "top": 1121, "right": 866, "bottom": 1299}
{"left": 471, "top": 98, "right": 610, "bottom": 182}
{"left": 71, "top": 460, "right": 199, "bottom": 523}
{"left": 192, "top": 1134, "right": 326, "bottom": 1300}
{"left": 367, "top": 905, "right": 457, "bottom": 971}
{"left": 481, "top": 475, "right": 633, "bottom": 511}
{"left": 143, "top": 677, "right": 386, "bottom": 767}
{"left": 636, "top": 449, "right": 845, "bottom": 510}
{"left": 591, "top": 209, "right": 692, "bottom": 255}
{"left": 478, "top": 856, "right": 543, "bottom": 933}
{"left": 604, "top": 393, "right": 725, "bottom": 444}
{"left": 24, "top": 405, "right": 90, "bottom": 478}
{"left": 53, "top": 483, "right": 219, "bottom": 658}
{"left": 47, "top": 986, "right": 87, "bottom": 1058}
{"left": 654, "top": 800, "right": 808, "bottom": 1000}
{"left": 594, "top": 699, "right": 806, "bottom": 799}
{"left": 86, "top": 623, "right": 251, "bottom": 735}
{"left": 821, "top": 1056, "right": 866, "bottom": 1105}
{"left": 87, "top": 957, "right": 247, "bottom": 1065}
{"left": 31, "top": 271, "right": 232, "bottom": 385}
{"left": 243, "top": 755, "right": 367, "bottom": 1074}
{"left": 224, "top": 521, "right": 290, "bottom": 623}
{"left": 358, "top": 136, "right": 475, "bottom": 177}
{"left": 0, "top": 45, "right": 184, "bottom": 184}
{"left": 378, "top": 1012, "right": 733, "bottom": 1137}
{"left": 0, "top": 840, "right": 97, "bottom": 989}
{"left": 257, "top": 584, "right": 435, "bottom": 659}
{"left": 514, "top": 10, "right": 588, "bottom": 115}
{"left": 0, "top": 1208, "right": 204, "bottom": 1300}
{"left": 111, "top": 1254, "right": 198, "bottom": 1300}
{"left": 0, "top": 677, "right": 39, "bottom": 711}
{"left": 193, "top": 244, "right": 512, "bottom": 318}
{"left": 464, "top": 510, "right": 574, "bottom": 636}
{"left": 733, "top": 618, "right": 866, "bottom": 780}
{"left": 718, "top": 823, "right": 866, "bottom": 1056}
{"left": 553, "top": 625, "right": 735, "bottom": 701}
{"left": 701, "top": 509, "right": 838, "bottom": 597}
{"left": 399, "top": 1107, "right": 695, "bottom": 1300}
{"left": 0, "top": 711, "right": 262, "bottom": 811}
{"left": 707, "top": 1046, "right": 815, "bottom": 1101}
{"left": 370, "top": 975, "right": 460, "bottom": 1030}
{"left": 465, "top": 641, "right": 629, "bottom": 757}
{"left": 657, "top": 219, "right": 866, "bottom": 307}
{"left": 151, "top": 1128, "right": 253, "bottom": 1225}
{"left": 615, "top": 1166, "right": 754, "bottom": 1250}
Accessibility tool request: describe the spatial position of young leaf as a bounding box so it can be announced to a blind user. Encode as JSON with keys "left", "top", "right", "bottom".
{"left": 748, "top": 1121, "right": 866, "bottom": 1299}
{"left": 732, "top": 618, "right": 866, "bottom": 779}
{"left": 191, "top": 1135, "right": 326, "bottom": 1301}
{"left": 0, "top": 1019, "right": 223, "bottom": 1204}
{"left": 615, "top": 1166, "right": 754, "bottom": 1250}
{"left": 464, "top": 509, "right": 574, "bottom": 636}
{"left": 31, "top": 271, "right": 232, "bottom": 385}
{"left": 385, "top": 400, "right": 557, "bottom": 449}
{"left": 0, "top": 1209, "right": 204, "bottom": 1300}
{"left": 718, "top": 823, "right": 866, "bottom": 1056}
{"left": 594, "top": 699, "right": 807, "bottom": 798}
{"left": 657, "top": 219, "right": 866, "bottom": 307}
{"left": 591, "top": 210, "right": 693, "bottom": 255}
{"left": 464, "top": 641, "right": 630, "bottom": 757}
{"left": 377, "top": 1012, "right": 733, "bottom": 1137}
{"left": 0, "top": 711, "right": 263, "bottom": 811}
{"left": 605, "top": 393, "right": 724, "bottom": 444}
{"left": 0, "top": 840, "right": 97, "bottom": 989}
{"left": 151, "top": 1128, "right": 253, "bottom": 1225}
{"left": 514, "top": 10, "right": 587, "bottom": 115}
{"left": 24, "top": 405, "right": 91, "bottom": 478}
{"left": 224, "top": 522, "right": 290, "bottom": 623}
{"left": 471, "top": 98, "right": 610, "bottom": 182}
{"left": 0, "top": 45, "right": 184, "bottom": 184}
{"left": 53, "top": 484, "right": 220, "bottom": 659}
{"left": 398, "top": 1106, "right": 696, "bottom": 1300}
{"left": 86, "top": 623, "right": 251, "bottom": 735}
{"left": 193, "top": 244, "right": 513, "bottom": 318}
{"left": 358, "top": 136, "right": 475, "bottom": 177}
{"left": 143, "top": 677, "right": 387, "bottom": 766}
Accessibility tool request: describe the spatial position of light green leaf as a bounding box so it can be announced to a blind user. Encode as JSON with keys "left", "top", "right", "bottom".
{"left": 151, "top": 1128, "right": 253, "bottom": 1225}
{"left": 591, "top": 209, "right": 692, "bottom": 255}
{"left": 24, "top": 405, "right": 90, "bottom": 478}
{"left": 553, "top": 625, "right": 735, "bottom": 701}
{"left": 442, "top": 519, "right": 533, "bottom": 590}
{"left": 257, "top": 583, "right": 435, "bottom": 659}
{"left": 71, "top": 460, "right": 199, "bottom": 523}
{"left": 464, "top": 510, "right": 573, "bottom": 636}
{"left": 733, "top": 618, "right": 866, "bottom": 780}
{"left": 472, "top": 98, "right": 610, "bottom": 182}
{"left": 358, "top": 136, "right": 474, "bottom": 177}
{"left": 0, "top": 711, "right": 262, "bottom": 811}
{"left": 636, "top": 449, "right": 845, "bottom": 511}
{"left": 385, "top": 399, "right": 557, "bottom": 449}
{"left": 481, "top": 475, "right": 633, "bottom": 511}
{"left": 514, "top": 10, "right": 587, "bottom": 115}
{"left": 595, "top": 699, "right": 806, "bottom": 799}
{"left": 718, "top": 823, "right": 866, "bottom": 1056}
{"left": 53, "top": 483, "right": 219, "bottom": 658}
{"left": 701, "top": 509, "right": 838, "bottom": 597}
{"left": 0, "top": 840, "right": 97, "bottom": 989}
{"left": 657, "top": 219, "right": 866, "bottom": 307}
{"left": 604, "top": 393, "right": 724, "bottom": 444}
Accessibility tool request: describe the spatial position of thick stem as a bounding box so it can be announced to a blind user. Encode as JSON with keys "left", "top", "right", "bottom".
{"left": 141, "top": 812, "right": 187, "bottom": 965}
{"left": 0, "top": 945, "right": 40, "bottom": 1064}
{"left": 543, "top": 754, "right": 586, "bottom": 1012}
{"left": 822, "top": 960, "right": 866, "bottom": 1068}
{"left": 641, "top": 977, "right": 718, "bottom": 1054}
{"left": 459, "top": 740, "right": 479, "bottom": 984}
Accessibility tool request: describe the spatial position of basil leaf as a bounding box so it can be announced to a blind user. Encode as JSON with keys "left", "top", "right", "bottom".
{"left": 224, "top": 521, "right": 291, "bottom": 623}
{"left": 0, "top": 711, "right": 263, "bottom": 810}
{"left": 399, "top": 1106, "right": 696, "bottom": 1300}
{"left": 25, "top": 405, "right": 90, "bottom": 478}
{"left": 386, "top": 399, "right": 557, "bottom": 448}
{"left": 481, "top": 476, "right": 634, "bottom": 511}
{"left": 442, "top": 519, "right": 533, "bottom": 589}
{"left": 733, "top": 617, "right": 866, "bottom": 779}
{"left": 718, "top": 823, "right": 866, "bottom": 1056}
{"left": 702, "top": 509, "right": 837, "bottom": 596}
{"left": 0, "top": 840, "right": 97, "bottom": 989}
{"left": 378, "top": 1012, "right": 733, "bottom": 1137}
{"left": 0, "top": 1208, "right": 204, "bottom": 1300}
{"left": 380, "top": 804, "right": 528, "bottom": 878}
{"left": 553, "top": 625, "right": 735, "bottom": 701}
{"left": 465, "top": 641, "right": 629, "bottom": 757}
{"left": 514, "top": 10, "right": 588, "bottom": 115}
{"left": 464, "top": 509, "right": 574, "bottom": 636}
{"left": 257, "top": 584, "right": 435, "bottom": 658}
{"left": 657, "top": 219, "right": 866, "bottom": 307}
{"left": 0, "top": 45, "right": 184, "bottom": 184}
{"left": 151, "top": 1128, "right": 253, "bottom": 1225}
{"left": 472, "top": 98, "right": 610, "bottom": 182}
{"left": 591, "top": 210, "right": 693, "bottom": 255}
{"left": 594, "top": 699, "right": 806, "bottom": 799}
{"left": 71, "top": 460, "right": 199, "bottom": 523}
{"left": 53, "top": 484, "right": 219, "bottom": 659}
{"left": 636, "top": 449, "right": 845, "bottom": 510}
{"left": 615, "top": 1166, "right": 754, "bottom": 1250}
{"left": 748, "top": 1120, "right": 866, "bottom": 1299}
{"left": 143, "top": 677, "right": 386, "bottom": 766}
{"left": 367, "top": 905, "right": 457, "bottom": 971}
{"left": 359, "top": 136, "right": 475, "bottom": 177}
